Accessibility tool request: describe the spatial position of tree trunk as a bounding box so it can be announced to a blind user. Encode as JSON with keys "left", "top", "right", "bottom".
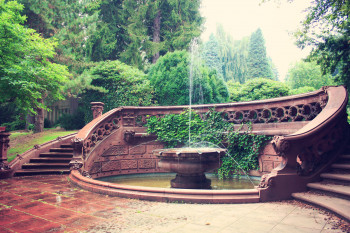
{"left": 152, "top": 10, "right": 161, "bottom": 64}
{"left": 34, "top": 98, "right": 45, "bottom": 133}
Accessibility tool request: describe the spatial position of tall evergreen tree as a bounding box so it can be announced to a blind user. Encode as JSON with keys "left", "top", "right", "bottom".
{"left": 202, "top": 34, "right": 224, "bottom": 78}
{"left": 246, "top": 28, "right": 273, "bottom": 80}
{"left": 121, "top": 0, "right": 203, "bottom": 69}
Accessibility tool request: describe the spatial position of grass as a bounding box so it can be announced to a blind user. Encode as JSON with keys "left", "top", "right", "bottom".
{"left": 7, "top": 128, "right": 77, "bottom": 162}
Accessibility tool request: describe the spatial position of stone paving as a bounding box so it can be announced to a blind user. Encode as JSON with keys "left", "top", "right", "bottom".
{"left": 0, "top": 175, "right": 349, "bottom": 233}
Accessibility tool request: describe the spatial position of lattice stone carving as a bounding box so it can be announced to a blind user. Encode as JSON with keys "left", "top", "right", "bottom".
{"left": 223, "top": 102, "right": 324, "bottom": 124}
{"left": 84, "top": 115, "right": 121, "bottom": 154}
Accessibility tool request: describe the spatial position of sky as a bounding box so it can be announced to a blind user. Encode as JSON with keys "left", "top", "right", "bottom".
{"left": 200, "top": 0, "right": 312, "bottom": 81}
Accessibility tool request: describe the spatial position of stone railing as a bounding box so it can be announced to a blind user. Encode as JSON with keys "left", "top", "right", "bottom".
{"left": 258, "top": 86, "right": 349, "bottom": 201}
{"left": 70, "top": 86, "right": 336, "bottom": 181}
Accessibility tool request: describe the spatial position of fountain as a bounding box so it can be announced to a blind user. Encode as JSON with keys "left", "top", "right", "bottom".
{"left": 152, "top": 39, "right": 227, "bottom": 189}
{"left": 154, "top": 148, "right": 226, "bottom": 189}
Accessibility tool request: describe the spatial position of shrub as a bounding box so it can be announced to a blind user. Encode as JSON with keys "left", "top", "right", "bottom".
{"left": 58, "top": 108, "right": 86, "bottom": 130}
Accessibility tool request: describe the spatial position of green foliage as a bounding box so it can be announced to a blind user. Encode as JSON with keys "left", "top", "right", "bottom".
{"left": 289, "top": 86, "right": 316, "bottom": 95}
{"left": 81, "top": 60, "right": 154, "bottom": 122}
{"left": 246, "top": 28, "right": 273, "bottom": 80}
{"left": 120, "top": 0, "right": 203, "bottom": 69}
{"left": 146, "top": 109, "right": 271, "bottom": 178}
{"left": 202, "top": 34, "right": 224, "bottom": 78}
{"left": 148, "top": 50, "right": 229, "bottom": 106}
{"left": 294, "top": 0, "right": 350, "bottom": 88}
{"left": 58, "top": 108, "right": 86, "bottom": 130}
{"left": 0, "top": 0, "right": 69, "bottom": 115}
{"left": 220, "top": 123, "right": 270, "bottom": 178}
{"left": 286, "top": 61, "right": 335, "bottom": 90}
{"left": 227, "top": 78, "right": 290, "bottom": 102}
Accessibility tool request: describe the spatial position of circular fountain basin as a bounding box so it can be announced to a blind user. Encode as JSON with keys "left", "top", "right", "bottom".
{"left": 154, "top": 148, "right": 226, "bottom": 189}
{"left": 69, "top": 170, "right": 260, "bottom": 204}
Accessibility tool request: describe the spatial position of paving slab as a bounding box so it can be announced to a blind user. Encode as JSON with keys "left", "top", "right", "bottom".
{"left": 0, "top": 175, "right": 349, "bottom": 233}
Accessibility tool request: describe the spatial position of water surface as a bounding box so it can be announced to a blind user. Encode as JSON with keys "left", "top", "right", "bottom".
{"left": 97, "top": 173, "right": 260, "bottom": 190}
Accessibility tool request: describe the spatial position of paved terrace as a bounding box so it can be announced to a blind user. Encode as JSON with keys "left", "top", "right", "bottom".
{"left": 0, "top": 175, "right": 349, "bottom": 233}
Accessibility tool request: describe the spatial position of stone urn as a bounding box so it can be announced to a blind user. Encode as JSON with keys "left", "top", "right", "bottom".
{"left": 154, "top": 148, "right": 226, "bottom": 189}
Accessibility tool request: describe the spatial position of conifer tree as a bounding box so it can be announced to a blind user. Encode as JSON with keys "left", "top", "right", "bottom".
{"left": 202, "top": 34, "right": 224, "bottom": 78}
{"left": 246, "top": 28, "right": 273, "bottom": 80}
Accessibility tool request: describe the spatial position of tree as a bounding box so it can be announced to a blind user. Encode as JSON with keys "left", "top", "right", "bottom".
{"left": 285, "top": 60, "right": 335, "bottom": 90}
{"left": 202, "top": 34, "right": 224, "bottom": 78}
{"left": 227, "top": 78, "right": 290, "bottom": 102}
{"left": 0, "top": 0, "right": 69, "bottom": 132}
{"left": 292, "top": 0, "right": 350, "bottom": 87}
{"left": 81, "top": 60, "right": 154, "bottom": 122}
{"left": 121, "top": 0, "right": 203, "bottom": 69}
{"left": 246, "top": 28, "right": 273, "bottom": 80}
{"left": 148, "top": 50, "right": 229, "bottom": 106}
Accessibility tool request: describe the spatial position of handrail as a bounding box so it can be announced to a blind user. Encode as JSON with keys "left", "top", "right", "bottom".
{"left": 259, "top": 86, "right": 349, "bottom": 201}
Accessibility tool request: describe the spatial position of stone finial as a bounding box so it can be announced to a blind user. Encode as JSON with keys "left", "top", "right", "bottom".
{"left": 91, "top": 102, "right": 105, "bottom": 119}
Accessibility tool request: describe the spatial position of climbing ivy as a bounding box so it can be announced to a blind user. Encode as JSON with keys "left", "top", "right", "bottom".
{"left": 146, "top": 109, "right": 271, "bottom": 178}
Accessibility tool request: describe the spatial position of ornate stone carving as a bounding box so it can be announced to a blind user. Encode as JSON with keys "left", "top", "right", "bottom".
{"left": 102, "top": 145, "right": 128, "bottom": 156}
{"left": 102, "top": 160, "right": 121, "bottom": 172}
{"left": 69, "top": 159, "right": 83, "bottom": 170}
{"left": 271, "top": 136, "right": 289, "bottom": 157}
{"left": 91, "top": 102, "right": 105, "bottom": 119}
{"left": 124, "top": 130, "right": 135, "bottom": 143}
{"left": 121, "top": 160, "right": 138, "bottom": 170}
{"left": 82, "top": 171, "right": 91, "bottom": 178}
{"left": 138, "top": 159, "right": 155, "bottom": 169}
{"left": 258, "top": 174, "right": 274, "bottom": 188}
{"left": 222, "top": 102, "right": 324, "bottom": 124}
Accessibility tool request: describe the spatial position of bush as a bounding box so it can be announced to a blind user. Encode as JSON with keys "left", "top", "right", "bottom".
{"left": 58, "top": 108, "right": 86, "bottom": 130}
{"left": 227, "top": 78, "right": 290, "bottom": 102}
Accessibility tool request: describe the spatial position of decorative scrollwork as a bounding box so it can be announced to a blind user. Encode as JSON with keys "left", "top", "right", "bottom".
{"left": 69, "top": 159, "right": 83, "bottom": 170}
{"left": 258, "top": 174, "right": 274, "bottom": 188}
{"left": 271, "top": 136, "right": 290, "bottom": 157}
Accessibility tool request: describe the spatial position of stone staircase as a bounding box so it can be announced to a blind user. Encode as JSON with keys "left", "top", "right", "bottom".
{"left": 292, "top": 153, "right": 350, "bottom": 222}
{"left": 14, "top": 144, "right": 73, "bottom": 176}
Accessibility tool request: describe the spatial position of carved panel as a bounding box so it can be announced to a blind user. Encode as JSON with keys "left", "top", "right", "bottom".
{"left": 102, "top": 160, "right": 121, "bottom": 172}
{"left": 90, "top": 162, "right": 102, "bottom": 174}
{"left": 121, "top": 160, "right": 138, "bottom": 170}
{"left": 102, "top": 145, "right": 128, "bottom": 157}
{"left": 129, "top": 145, "right": 146, "bottom": 155}
{"left": 138, "top": 159, "right": 155, "bottom": 169}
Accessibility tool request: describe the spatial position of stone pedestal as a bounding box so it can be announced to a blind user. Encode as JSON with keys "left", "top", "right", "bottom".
{"left": 0, "top": 130, "right": 11, "bottom": 178}
{"left": 91, "top": 102, "right": 105, "bottom": 119}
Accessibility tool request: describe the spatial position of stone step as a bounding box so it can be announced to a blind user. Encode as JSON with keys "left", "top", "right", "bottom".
{"left": 39, "top": 152, "right": 73, "bottom": 158}
{"left": 307, "top": 182, "right": 350, "bottom": 199}
{"left": 339, "top": 154, "right": 350, "bottom": 160}
{"left": 60, "top": 144, "right": 73, "bottom": 148}
{"left": 22, "top": 163, "right": 70, "bottom": 169}
{"left": 49, "top": 148, "right": 73, "bottom": 153}
{"left": 332, "top": 163, "right": 350, "bottom": 170}
{"left": 30, "top": 157, "right": 72, "bottom": 163}
{"left": 320, "top": 173, "right": 350, "bottom": 183}
{"left": 292, "top": 192, "right": 350, "bottom": 222}
{"left": 14, "top": 169, "right": 70, "bottom": 176}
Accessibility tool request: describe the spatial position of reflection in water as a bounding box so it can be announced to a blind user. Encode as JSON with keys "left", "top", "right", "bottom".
{"left": 97, "top": 173, "right": 260, "bottom": 190}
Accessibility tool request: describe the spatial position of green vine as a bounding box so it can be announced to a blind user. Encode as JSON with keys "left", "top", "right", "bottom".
{"left": 146, "top": 109, "right": 271, "bottom": 179}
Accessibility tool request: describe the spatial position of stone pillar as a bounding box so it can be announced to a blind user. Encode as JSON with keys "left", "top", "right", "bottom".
{"left": 69, "top": 138, "right": 84, "bottom": 172}
{"left": 91, "top": 102, "right": 104, "bottom": 119}
{"left": 0, "top": 131, "right": 10, "bottom": 171}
